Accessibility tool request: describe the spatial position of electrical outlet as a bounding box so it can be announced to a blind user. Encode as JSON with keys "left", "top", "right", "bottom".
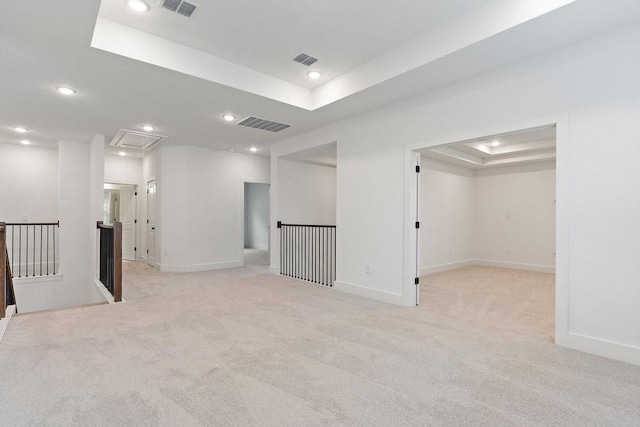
{"left": 506, "top": 249, "right": 511, "bottom": 254}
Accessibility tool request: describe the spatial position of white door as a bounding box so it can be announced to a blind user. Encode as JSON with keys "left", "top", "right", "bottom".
{"left": 147, "top": 180, "right": 156, "bottom": 266}
{"left": 120, "top": 185, "right": 137, "bottom": 261}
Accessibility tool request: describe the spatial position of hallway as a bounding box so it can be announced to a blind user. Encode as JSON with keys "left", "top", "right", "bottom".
{"left": 0, "top": 263, "right": 638, "bottom": 425}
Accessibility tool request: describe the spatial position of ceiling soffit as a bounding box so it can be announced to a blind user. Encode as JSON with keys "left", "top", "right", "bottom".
{"left": 91, "top": 0, "right": 578, "bottom": 111}
{"left": 421, "top": 126, "right": 557, "bottom": 169}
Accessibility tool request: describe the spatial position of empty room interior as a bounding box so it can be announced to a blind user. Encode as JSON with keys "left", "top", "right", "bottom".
{"left": 418, "top": 127, "right": 557, "bottom": 341}
{"left": 1, "top": 0, "right": 640, "bottom": 424}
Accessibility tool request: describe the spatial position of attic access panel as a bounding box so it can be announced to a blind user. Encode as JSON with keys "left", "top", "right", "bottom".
{"left": 109, "top": 129, "right": 167, "bottom": 150}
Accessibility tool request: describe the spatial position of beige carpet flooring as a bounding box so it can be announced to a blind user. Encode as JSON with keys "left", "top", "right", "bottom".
{"left": 0, "top": 264, "right": 639, "bottom": 426}
{"left": 422, "top": 266, "right": 555, "bottom": 341}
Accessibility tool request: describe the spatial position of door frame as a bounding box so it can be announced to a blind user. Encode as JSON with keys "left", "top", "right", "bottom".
{"left": 404, "top": 112, "right": 569, "bottom": 347}
{"left": 240, "top": 177, "right": 271, "bottom": 266}
{"left": 104, "top": 182, "right": 138, "bottom": 261}
{"left": 146, "top": 178, "right": 157, "bottom": 267}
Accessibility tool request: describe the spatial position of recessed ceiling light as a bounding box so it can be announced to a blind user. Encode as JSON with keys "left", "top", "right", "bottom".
{"left": 55, "top": 86, "right": 76, "bottom": 95}
{"left": 142, "top": 124, "right": 155, "bottom": 132}
{"left": 249, "top": 147, "right": 258, "bottom": 152}
{"left": 307, "top": 70, "right": 322, "bottom": 79}
{"left": 126, "top": 0, "right": 150, "bottom": 12}
{"left": 490, "top": 140, "right": 501, "bottom": 147}
{"left": 13, "top": 127, "right": 28, "bottom": 133}
{"left": 118, "top": 151, "right": 126, "bottom": 156}
{"left": 20, "top": 140, "right": 31, "bottom": 145}
{"left": 223, "top": 114, "right": 236, "bottom": 122}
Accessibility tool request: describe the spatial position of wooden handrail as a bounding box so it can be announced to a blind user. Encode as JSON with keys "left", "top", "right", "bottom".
{"left": 0, "top": 223, "right": 16, "bottom": 317}
{"left": 114, "top": 222, "right": 122, "bottom": 302}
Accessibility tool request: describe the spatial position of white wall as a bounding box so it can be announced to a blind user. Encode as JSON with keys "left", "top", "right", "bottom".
{"left": 0, "top": 144, "right": 58, "bottom": 222}
{"left": 15, "top": 139, "right": 106, "bottom": 313}
{"left": 244, "top": 183, "right": 270, "bottom": 250}
{"left": 270, "top": 23, "right": 640, "bottom": 365}
{"left": 277, "top": 158, "right": 336, "bottom": 225}
{"left": 419, "top": 158, "right": 556, "bottom": 274}
{"left": 158, "top": 146, "right": 269, "bottom": 272}
{"left": 105, "top": 154, "right": 142, "bottom": 185}
{"left": 475, "top": 161, "right": 556, "bottom": 271}
{"left": 419, "top": 158, "right": 475, "bottom": 274}
{"left": 1, "top": 140, "right": 107, "bottom": 312}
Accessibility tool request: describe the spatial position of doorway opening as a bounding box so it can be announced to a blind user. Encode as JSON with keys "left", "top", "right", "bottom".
{"left": 276, "top": 141, "right": 337, "bottom": 286}
{"left": 243, "top": 182, "right": 270, "bottom": 268}
{"left": 146, "top": 179, "right": 156, "bottom": 267}
{"left": 104, "top": 183, "right": 137, "bottom": 261}
{"left": 415, "top": 125, "right": 557, "bottom": 341}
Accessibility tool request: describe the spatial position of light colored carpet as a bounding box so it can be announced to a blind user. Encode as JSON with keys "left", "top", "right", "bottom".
{"left": 0, "top": 264, "right": 638, "bottom": 426}
{"left": 243, "top": 248, "right": 270, "bottom": 268}
{"left": 422, "top": 266, "right": 555, "bottom": 341}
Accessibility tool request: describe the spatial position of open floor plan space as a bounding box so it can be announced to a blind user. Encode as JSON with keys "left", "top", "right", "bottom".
{"left": 0, "top": 264, "right": 638, "bottom": 425}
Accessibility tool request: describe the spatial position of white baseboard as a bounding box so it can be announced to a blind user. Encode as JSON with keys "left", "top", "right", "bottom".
{"left": 333, "top": 280, "right": 413, "bottom": 307}
{"left": 13, "top": 274, "right": 63, "bottom": 285}
{"left": 420, "top": 260, "right": 474, "bottom": 276}
{"left": 562, "top": 332, "right": 640, "bottom": 366}
{"left": 93, "top": 278, "right": 115, "bottom": 304}
{"left": 473, "top": 259, "right": 555, "bottom": 274}
{"left": 158, "top": 260, "right": 242, "bottom": 273}
{"left": 269, "top": 266, "right": 280, "bottom": 275}
{"left": 0, "top": 305, "right": 16, "bottom": 343}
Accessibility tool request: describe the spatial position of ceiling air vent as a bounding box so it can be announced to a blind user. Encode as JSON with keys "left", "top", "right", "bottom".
{"left": 160, "top": 0, "right": 198, "bottom": 18}
{"left": 237, "top": 117, "right": 291, "bottom": 133}
{"left": 293, "top": 53, "right": 318, "bottom": 67}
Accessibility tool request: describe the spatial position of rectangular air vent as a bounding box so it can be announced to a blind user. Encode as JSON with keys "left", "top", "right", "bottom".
{"left": 293, "top": 53, "right": 318, "bottom": 66}
{"left": 237, "top": 117, "right": 291, "bottom": 133}
{"left": 160, "top": 0, "right": 198, "bottom": 18}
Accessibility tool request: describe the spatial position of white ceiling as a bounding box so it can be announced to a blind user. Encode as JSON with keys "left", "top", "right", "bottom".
{"left": 1, "top": 0, "right": 640, "bottom": 157}
{"left": 420, "top": 126, "right": 556, "bottom": 169}
{"left": 283, "top": 141, "right": 337, "bottom": 167}
{"left": 97, "top": 0, "right": 488, "bottom": 90}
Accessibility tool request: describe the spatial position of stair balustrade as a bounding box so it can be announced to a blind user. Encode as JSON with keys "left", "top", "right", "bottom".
{"left": 97, "top": 221, "right": 122, "bottom": 302}
{"left": 278, "top": 222, "right": 336, "bottom": 287}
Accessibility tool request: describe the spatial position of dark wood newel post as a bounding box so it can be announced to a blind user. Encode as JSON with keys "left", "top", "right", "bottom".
{"left": 97, "top": 221, "right": 122, "bottom": 303}
{"left": 113, "top": 222, "right": 122, "bottom": 303}
{"left": 1, "top": 222, "right": 6, "bottom": 319}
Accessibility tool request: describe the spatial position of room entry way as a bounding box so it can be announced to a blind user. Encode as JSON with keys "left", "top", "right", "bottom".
{"left": 412, "top": 125, "right": 557, "bottom": 340}
{"left": 147, "top": 179, "right": 156, "bottom": 267}
{"left": 243, "top": 182, "right": 270, "bottom": 267}
{"left": 104, "top": 183, "right": 137, "bottom": 261}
